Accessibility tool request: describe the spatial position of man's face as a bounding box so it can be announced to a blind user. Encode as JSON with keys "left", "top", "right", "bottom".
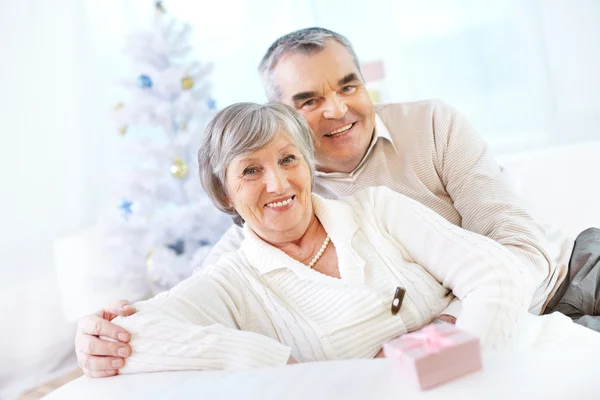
{"left": 271, "top": 40, "right": 376, "bottom": 174}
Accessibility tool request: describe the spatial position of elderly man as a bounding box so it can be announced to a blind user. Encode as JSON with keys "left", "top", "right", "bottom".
{"left": 76, "top": 27, "right": 597, "bottom": 378}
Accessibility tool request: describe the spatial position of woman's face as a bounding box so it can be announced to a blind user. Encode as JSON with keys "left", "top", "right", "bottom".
{"left": 224, "top": 133, "right": 313, "bottom": 243}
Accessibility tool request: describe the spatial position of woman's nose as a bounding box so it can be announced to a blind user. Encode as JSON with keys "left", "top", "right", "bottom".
{"left": 323, "top": 96, "right": 347, "bottom": 120}
{"left": 265, "top": 167, "right": 290, "bottom": 193}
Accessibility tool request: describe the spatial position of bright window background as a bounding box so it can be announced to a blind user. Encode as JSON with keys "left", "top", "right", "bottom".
{"left": 164, "top": 0, "right": 600, "bottom": 153}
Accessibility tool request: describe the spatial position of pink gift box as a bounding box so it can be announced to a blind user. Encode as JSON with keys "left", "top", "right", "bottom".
{"left": 383, "top": 322, "right": 482, "bottom": 390}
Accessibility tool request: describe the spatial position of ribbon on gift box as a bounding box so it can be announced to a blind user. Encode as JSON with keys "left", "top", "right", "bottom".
{"left": 397, "top": 325, "right": 455, "bottom": 355}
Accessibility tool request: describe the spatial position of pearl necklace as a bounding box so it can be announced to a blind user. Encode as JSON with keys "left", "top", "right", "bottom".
{"left": 307, "top": 235, "right": 330, "bottom": 269}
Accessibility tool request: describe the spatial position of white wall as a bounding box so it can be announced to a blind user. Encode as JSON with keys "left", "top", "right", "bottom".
{"left": 538, "top": 0, "right": 600, "bottom": 141}
{"left": 1, "top": 2, "right": 108, "bottom": 284}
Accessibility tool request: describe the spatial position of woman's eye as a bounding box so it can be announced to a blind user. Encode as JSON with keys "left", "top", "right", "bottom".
{"left": 282, "top": 155, "right": 297, "bottom": 164}
{"left": 243, "top": 167, "right": 258, "bottom": 176}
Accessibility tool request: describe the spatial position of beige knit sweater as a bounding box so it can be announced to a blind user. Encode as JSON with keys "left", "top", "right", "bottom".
{"left": 114, "top": 187, "right": 532, "bottom": 374}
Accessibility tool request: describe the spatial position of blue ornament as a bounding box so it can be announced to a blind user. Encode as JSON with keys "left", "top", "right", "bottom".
{"left": 155, "top": 1, "right": 166, "bottom": 13}
{"left": 207, "top": 98, "right": 217, "bottom": 110}
{"left": 167, "top": 238, "right": 185, "bottom": 255}
{"left": 118, "top": 199, "right": 133, "bottom": 218}
{"left": 136, "top": 74, "right": 152, "bottom": 89}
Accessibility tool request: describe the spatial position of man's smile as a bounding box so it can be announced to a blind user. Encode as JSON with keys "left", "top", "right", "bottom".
{"left": 324, "top": 122, "right": 355, "bottom": 137}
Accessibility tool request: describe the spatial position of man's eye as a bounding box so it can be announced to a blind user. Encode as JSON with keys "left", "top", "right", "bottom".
{"left": 341, "top": 85, "right": 356, "bottom": 93}
{"left": 302, "top": 99, "right": 316, "bottom": 108}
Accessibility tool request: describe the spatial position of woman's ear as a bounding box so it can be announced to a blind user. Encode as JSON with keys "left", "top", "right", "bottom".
{"left": 221, "top": 175, "right": 233, "bottom": 208}
{"left": 223, "top": 188, "right": 233, "bottom": 208}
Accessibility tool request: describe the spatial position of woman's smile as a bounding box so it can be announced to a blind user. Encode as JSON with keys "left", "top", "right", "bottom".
{"left": 265, "top": 195, "right": 295, "bottom": 211}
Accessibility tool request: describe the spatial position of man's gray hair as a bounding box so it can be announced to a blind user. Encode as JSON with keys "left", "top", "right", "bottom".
{"left": 258, "top": 27, "right": 362, "bottom": 101}
{"left": 198, "top": 102, "right": 316, "bottom": 226}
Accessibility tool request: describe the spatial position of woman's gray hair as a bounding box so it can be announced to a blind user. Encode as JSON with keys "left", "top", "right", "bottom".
{"left": 198, "top": 102, "right": 316, "bottom": 226}
{"left": 258, "top": 27, "right": 362, "bottom": 101}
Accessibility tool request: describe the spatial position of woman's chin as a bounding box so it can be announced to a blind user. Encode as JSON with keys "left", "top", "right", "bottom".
{"left": 265, "top": 222, "right": 296, "bottom": 234}
{"left": 259, "top": 217, "right": 304, "bottom": 237}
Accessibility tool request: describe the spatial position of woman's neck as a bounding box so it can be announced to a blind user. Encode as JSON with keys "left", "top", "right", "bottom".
{"left": 265, "top": 214, "right": 326, "bottom": 265}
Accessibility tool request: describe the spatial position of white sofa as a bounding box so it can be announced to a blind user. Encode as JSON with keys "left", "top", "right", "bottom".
{"left": 497, "top": 140, "right": 600, "bottom": 239}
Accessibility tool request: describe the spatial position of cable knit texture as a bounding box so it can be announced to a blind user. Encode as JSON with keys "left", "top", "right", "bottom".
{"left": 205, "top": 100, "right": 566, "bottom": 315}
{"left": 114, "top": 187, "right": 533, "bottom": 374}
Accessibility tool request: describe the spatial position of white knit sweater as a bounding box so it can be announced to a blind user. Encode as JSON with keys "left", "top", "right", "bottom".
{"left": 204, "top": 100, "right": 567, "bottom": 315}
{"left": 114, "top": 187, "right": 533, "bottom": 374}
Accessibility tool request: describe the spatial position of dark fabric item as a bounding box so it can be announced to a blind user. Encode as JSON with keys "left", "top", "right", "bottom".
{"left": 545, "top": 228, "right": 600, "bottom": 331}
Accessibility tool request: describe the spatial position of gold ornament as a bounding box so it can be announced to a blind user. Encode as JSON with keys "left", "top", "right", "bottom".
{"left": 170, "top": 157, "right": 189, "bottom": 179}
{"left": 181, "top": 76, "right": 194, "bottom": 90}
{"left": 118, "top": 126, "right": 127, "bottom": 135}
{"left": 114, "top": 102, "right": 124, "bottom": 111}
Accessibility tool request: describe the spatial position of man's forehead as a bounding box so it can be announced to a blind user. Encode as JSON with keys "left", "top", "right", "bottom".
{"left": 271, "top": 43, "right": 359, "bottom": 99}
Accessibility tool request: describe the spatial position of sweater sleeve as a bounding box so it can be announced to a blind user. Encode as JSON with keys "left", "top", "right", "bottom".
{"left": 113, "top": 267, "right": 291, "bottom": 373}
{"left": 367, "top": 186, "right": 534, "bottom": 348}
{"left": 430, "top": 100, "right": 554, "bottom": 314}
{"left": 439, "top": 298, "right": 462, "bottom": 319}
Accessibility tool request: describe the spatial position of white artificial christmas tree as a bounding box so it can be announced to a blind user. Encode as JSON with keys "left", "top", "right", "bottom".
{"left": 98, "top": 2, "right": 231, "bottom": 298}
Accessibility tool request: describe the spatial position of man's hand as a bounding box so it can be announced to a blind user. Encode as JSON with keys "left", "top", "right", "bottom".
{"left": 75, "top": 299, "right": 136, "bottom": 378}
{"left": 374, "top": 349, "right": 386, "bottom": 358}
{"left": 434, "top": 314, "right": 456, "bottom": 324}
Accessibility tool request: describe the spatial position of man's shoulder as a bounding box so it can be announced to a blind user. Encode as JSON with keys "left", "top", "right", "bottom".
{"left": 375, "top": 99, "right": 456, "bottom": 126}
{"left": 375, "top": 99, "right": 462, "bottom": 148}
{"left": 373, "top": 100, "right": 440, "bottom": 151}
{"left": 375, "top": 99, "right": 438, "bottom": 118}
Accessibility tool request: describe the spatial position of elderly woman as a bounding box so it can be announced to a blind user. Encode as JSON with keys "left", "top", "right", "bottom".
{"left": 107, "top": 102, "right": 532, "bottom": 373}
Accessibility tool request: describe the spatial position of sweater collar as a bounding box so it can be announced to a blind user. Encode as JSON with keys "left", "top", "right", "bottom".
{"left": 240, "top": 193, "right": 365, "bottom": 284}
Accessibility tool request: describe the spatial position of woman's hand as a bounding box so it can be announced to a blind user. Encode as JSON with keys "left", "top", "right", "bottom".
{"left": 75, "top": 299, "right": 136, "bottom": 378}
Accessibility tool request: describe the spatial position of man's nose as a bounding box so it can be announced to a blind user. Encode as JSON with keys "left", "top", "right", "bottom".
{"left": 323, "top": 96, "right": 347, "bottom": 120}
{"left": 265, "top": 167, "right": 290, "bottom": 193}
